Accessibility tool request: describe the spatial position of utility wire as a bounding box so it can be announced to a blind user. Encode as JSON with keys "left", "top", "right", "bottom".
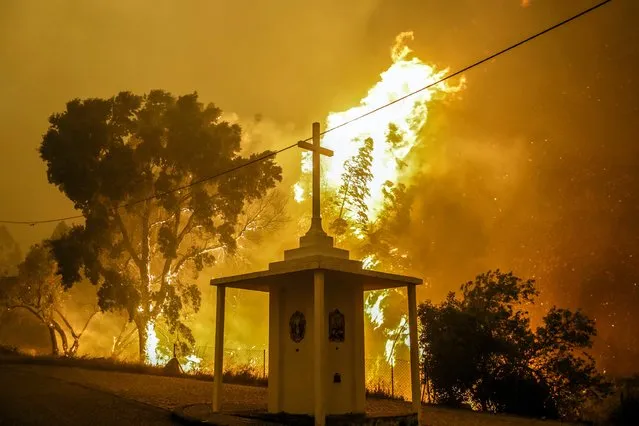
{"left": 0, "top": 215, "right": 88, "bottom": 226}
{"left": 0, "top": 0, "right": 613, "bottom": 226}
{"left": 0, "top": 143, "right": 300, "bottom": 226}
{"left": 320, "top": 0, "right": 613, "bottom": 136}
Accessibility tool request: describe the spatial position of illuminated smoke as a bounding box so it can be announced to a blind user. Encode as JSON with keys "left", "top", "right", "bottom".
{"left": 296, "top": 31, "right": 464, "bottom": 221}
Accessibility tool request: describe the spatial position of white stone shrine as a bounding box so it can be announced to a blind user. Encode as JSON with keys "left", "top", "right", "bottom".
{"left": 210, "top": 122, "right": 423, "bottom": 426}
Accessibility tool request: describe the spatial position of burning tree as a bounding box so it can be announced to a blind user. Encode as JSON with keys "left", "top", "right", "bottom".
{"left": 40, "top": 91, "right": 281, "bottom": 363}
{"left": 330, "top": 137, "right": 374, "bottom": 237}
{"left": 291, "top": 31, "right": 464, "bottom": 376}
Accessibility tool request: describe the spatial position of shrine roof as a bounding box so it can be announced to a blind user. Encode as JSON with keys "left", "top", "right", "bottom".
{"left": 210, "top": 254, "right": 422, "bottom": 292}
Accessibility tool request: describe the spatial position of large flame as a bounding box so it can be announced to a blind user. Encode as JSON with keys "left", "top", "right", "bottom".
{"left": 295, "top": 31, "right": 465, "bottom": 370}
{"left": 145, "top": 320, "right": 161, "bottom": 365}
{"left": 295, "top": 31, "right": 464, "bottom": 220}
{"left": 182, "top": 354, "right": 203, "bottom": 373}
{"left": 365, "top": 290, "right": 389, "bottom": 330}
{"left": 145, "top": 319, "right": 169, "bottom": 366}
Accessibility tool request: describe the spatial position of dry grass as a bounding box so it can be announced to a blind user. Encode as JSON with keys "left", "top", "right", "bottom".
{"left": 0, "top": 349, "right": 267, "bottom": 387}
{"left": 420, "top": 406, "right": 573, "bottom": 426}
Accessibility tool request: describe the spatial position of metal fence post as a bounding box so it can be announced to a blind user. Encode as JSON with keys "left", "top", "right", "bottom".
{"left": 391, "top": 364, "right": 394, "bottom": 398}
{"left": 263, "top": 349, "right": 267, "bottom": 378}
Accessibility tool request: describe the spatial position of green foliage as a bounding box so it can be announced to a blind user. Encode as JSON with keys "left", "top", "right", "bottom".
{"left": 419, "top": 270, "right": 610, "bottom": 420}
{"left": 39, "top": 90, "right": 282, "bottom": 361}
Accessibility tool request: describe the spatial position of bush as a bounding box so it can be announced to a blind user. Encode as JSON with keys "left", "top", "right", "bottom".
{"left": 419, "top": 270, "right": 610, "bottom": 419}
{"left": 222, "top": 364, "right": 267, "bottom": 387}
{"left": 0, "top": 345, "right": 20, "bottom": 355}
{"left": 607, "top": 395, "right": 639, "bottom": 425}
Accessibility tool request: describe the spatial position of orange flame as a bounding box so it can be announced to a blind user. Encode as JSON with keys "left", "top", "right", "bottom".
{"left": 295, "top": 31, "right": 464, "bottom": 222}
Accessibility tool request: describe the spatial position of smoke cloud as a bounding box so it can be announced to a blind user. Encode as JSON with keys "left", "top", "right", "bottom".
{"left": 1, "top": 0, "right": 637, "bottom": 375}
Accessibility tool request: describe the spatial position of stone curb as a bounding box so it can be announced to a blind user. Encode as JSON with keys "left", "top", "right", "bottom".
{"left": 171, "top": 404, "right": 211, "bottom": 425}
{"left": 171, "top": 404, "right": 419, "bottom": 426}
{"left": 171, "top": 404, "right": 279, "bottom": 425}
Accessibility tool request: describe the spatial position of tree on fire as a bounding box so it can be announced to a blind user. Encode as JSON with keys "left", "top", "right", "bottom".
{"left": 0, "top": 238, "right": 98, "bottom": 357}
{"left": 358, "top": 181, "right": 414, "bottom": 273}
{"left": 327, "top": 126, "right": 414, "bottom": 272}
{"left": 325, "top": 125, "right": 417, "bottom": 364}
{"left": 39, "top": 91, "right": 282, "bottom": 362}
{"left": 330, "top": 137, "right": 374, "bottom": 236}
{"left": 418, "top": 270, "right": 611, "bottom": 419}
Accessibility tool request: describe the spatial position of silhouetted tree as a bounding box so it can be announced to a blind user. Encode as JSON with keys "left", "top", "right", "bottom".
{"left": 323, "top": 132, "right": 415, "bottom": 365}
{"left": 331, "top": 137, "right": 374, "bottom": 235}
{"left": 0, "top": 243, "right": 97, "bottom": 356}
{"left": 40, "top": 91, "right": 282, "bottom": 362}
{"left": 358, "top": 181, "right": 413, "bottom": 273}
{"left": 419, "top": 270, "right": 610, "bottom": 419}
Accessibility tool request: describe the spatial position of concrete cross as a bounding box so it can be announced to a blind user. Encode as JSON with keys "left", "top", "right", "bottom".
{"left": 297, "top": 122, "right": 333, "bottom": 231}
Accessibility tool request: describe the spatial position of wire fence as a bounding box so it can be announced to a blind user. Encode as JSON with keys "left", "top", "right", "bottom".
{"left": 188, "top": 347, "right": 412, "bottom": 400}
{"left": 191, "top": 346, "right": 268, "bottom": 377}
{"left": 365, "top": 357, "right": 412, "bottom": 400}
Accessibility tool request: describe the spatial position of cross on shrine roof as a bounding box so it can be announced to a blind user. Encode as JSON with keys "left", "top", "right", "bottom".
{"left": 297, "top": 122, "right": 333, "bottom": 239}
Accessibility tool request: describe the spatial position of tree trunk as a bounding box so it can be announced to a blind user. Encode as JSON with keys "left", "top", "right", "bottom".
{"left": 111, "top": 319, "right": 136, "bottom": 359}
{"left": 135, "top": 316, "right": 148, "bottom": 364}
{"left": 48, "top": 326, "right": 59, "bottom": 356}
{"left": 68, "top": 338, "right": 80, "bottom": 357}
{"left": 54, "top": 307, "right": 97, "bottom": 358}
{"left": 51, "top": 320, "right": 69, "bottom": 355}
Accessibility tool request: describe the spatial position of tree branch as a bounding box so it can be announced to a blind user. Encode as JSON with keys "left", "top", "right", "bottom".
{"left": 173, "top": 245, "right": 223, "bottom": 275}
{"left": 234, "top": 192, "right": 288, "bottom": 242}
{"left": 140, "top": 202, "right": 152, "bottom": 294}
{"left": 50, "top": 319, "right": 69, "bottom": 354}
{"left": 114, "top": 211, "right": 143, "bottom": 271}
{"left": 157, "top": 207, "right": 183, "bottom": 304}
{"left": 176, "top": 210, "right": 196, "bottom": 246}
{"left": 55, "top": 307, "right": 78, "bottom": 338}
{"left": 112, "top": 324, "right": 138, "bottom": 359}
{"left": 78, "top": 309, "right": 98, "bottom": 337}
{"left": 7, "top": 304, "right": 45, "bottom": 323}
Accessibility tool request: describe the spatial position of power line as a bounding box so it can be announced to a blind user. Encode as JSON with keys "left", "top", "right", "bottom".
{"left": 321, "top": 0, "right": 613, "bottom": 136}
{"left": 0, "top": 215, "right": 87, "bottom": 226}
{"left": 130, "top": 142, "right": 299, "bottom": 206}
{"left": 0, "top": 143, "right": 300, "bottom": 226}
{"left": 0, "top": 0, "right": 613, "bottom": 226}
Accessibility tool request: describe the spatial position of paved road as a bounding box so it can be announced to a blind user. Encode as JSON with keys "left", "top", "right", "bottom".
{"left": 0, "top": 364, "right": 178, "bottom": 426}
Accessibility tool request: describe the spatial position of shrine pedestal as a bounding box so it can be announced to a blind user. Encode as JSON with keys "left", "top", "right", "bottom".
{"left": 269, "top": 266, "right": 365, "bottom": 415}
{"left": 211, "top": 253, "right": 422, "bottom": 422}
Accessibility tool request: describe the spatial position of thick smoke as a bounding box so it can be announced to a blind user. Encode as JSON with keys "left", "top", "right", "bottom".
{"left": 1, "top": 0, "right": 637, "bottom": 375}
